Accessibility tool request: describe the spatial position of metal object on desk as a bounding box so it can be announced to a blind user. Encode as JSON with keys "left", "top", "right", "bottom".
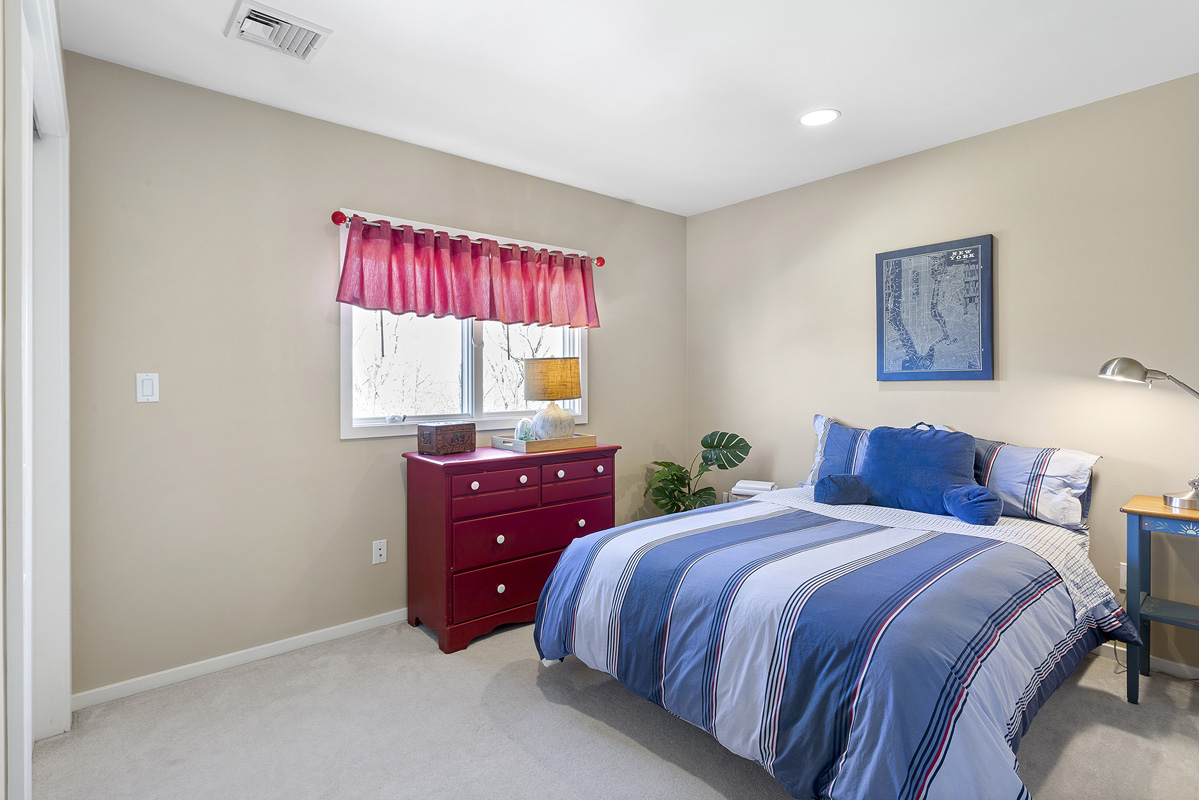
{"left": 1164, "top": 476, "right": 1199, "bottom": 512}
{"left": 1120, "top": 494, "right": 1199, "bottom": 704}
{"left": 1099, "top": 357, "right": 1199, "bottom": 509}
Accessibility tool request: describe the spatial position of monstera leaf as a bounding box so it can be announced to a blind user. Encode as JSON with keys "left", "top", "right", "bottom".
{"left": 644, "top": 432, "right": 752, "bottom": 515}
{"left": 645, "top": 461, "right": 692, "bottom": 515}
{"left": 700, "top": 431, "right": 752, "bottom": 470}
{"left": 681, "top": 486, "right": 719, "bottom": 510}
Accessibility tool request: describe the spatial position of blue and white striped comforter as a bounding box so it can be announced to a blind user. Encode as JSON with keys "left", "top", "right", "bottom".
{"left": 535, "top": 487, "right": 1138, "bottom": 800}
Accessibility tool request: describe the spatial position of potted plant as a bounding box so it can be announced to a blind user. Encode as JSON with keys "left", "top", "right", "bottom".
{"left": 645, "top": 431, "right": 752, "bottom": 515}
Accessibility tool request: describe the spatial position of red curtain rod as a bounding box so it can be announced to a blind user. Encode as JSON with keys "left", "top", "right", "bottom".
{"left": 331, "top": 211, "right": 605, "bottom": 267}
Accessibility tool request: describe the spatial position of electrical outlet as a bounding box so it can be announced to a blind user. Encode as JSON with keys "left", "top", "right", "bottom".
{"left": 1119, "top": 562, "right": 1127, "bottom": 592}
{"left": 372, "top": 539, "right": 387, "bottom": 565}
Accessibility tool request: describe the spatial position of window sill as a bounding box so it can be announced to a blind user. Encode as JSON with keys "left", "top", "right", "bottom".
{"left": 340, "top": 413, "right": 588, "bottom": 441}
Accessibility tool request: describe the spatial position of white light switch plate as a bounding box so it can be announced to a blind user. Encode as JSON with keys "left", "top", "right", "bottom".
{"left": 136, "top": 373, "right": 159, "bottom": 403}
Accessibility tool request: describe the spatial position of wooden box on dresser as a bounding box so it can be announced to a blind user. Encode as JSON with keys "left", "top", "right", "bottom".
{"left": 402, "top": 444, "right": 620, "bottom": 653}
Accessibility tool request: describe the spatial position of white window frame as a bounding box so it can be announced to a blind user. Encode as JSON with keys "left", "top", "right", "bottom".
{"left": 338, "top": 208, "right": 589, "bottom": 440}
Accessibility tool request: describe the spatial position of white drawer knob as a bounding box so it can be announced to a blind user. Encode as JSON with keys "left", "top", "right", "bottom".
{"left": 470, "top": 480, "right": 480, "bottom": 491}
{"left": 578, "top": 519, "right": 586, "bottom": 528}
{"left": 496, "top": 535, "right": 505, "bottom": 545}
{"left": 596, "top": 465, "right": 604, "bottom": 473}
{"left": 519, "top": 475, "right": 528, "bottom": 484}
{"left": 557, "top": 469, "right": 566, "bottom": 479}
{"left": 497, "top": 584, "right": 506, "bottom": 594}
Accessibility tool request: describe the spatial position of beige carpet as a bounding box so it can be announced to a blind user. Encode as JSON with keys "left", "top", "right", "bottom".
{"left": 33, "top": 623, "right": 1199, "bottom": 800}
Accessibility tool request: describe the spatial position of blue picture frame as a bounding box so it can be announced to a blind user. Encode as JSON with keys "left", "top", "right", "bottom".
{"left": 876, "top": 234, "right": 993, "bottom": 382}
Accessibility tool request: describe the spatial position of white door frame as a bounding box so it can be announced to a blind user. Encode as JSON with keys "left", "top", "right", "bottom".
{"left": 5, "top": 11, "right": 37, "bottom": 797}
{"left": 26, "top": 0, "right": 70, "bottom": 743}
{"left": 6, "top": 0, "right": 69, "bottom": 795}
{"left": 31, "top": 124, "right": 70, "bottom": 742}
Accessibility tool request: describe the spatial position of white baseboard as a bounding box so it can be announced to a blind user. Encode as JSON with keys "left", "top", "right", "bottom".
{"left": 71, "top": 608, "right": 408, "bottom": 711}
{"left": 1095, "top": 641, "right": 1199, "bottom": 681}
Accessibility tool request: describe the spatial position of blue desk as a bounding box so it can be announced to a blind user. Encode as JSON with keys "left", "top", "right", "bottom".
{"left": 1122, "top": 494, "right": 1199, "bottom": 704}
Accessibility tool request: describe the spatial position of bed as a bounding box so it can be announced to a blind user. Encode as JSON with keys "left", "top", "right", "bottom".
{"left": 534, "top": 487, "right": 1138, "bottom": 800}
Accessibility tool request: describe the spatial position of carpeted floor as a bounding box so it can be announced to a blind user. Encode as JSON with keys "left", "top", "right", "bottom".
{"left": 33, "top": 623, "right": 1199, "bottom": 800}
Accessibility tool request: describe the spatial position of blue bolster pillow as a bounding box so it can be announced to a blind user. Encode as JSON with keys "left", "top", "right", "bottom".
{"left": 943, "top": 485, "right": 1004, "bottom": 526}
{"left": 814, "top": 474, "right": 871, "bottom": 505}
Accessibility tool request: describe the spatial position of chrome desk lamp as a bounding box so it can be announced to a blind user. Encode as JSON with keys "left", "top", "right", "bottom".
{"left": 1098, "top": 356, "right": 1199, "bottom": 510}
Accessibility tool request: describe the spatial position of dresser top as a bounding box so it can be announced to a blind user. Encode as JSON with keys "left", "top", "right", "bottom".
{"left": 403, "top": 444, "right": 620, "bottom": 467}
{"left": 1121, "top": 494, "right": 1199, "bottom": 522}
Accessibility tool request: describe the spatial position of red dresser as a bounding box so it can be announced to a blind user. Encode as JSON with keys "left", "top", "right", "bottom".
{"left": 403, "top": 444, "right": 620, "bottom": 653}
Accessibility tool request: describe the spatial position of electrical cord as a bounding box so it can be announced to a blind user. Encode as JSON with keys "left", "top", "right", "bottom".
{"left": 1112, "top": 591, "right": 1127, "bottom": 674}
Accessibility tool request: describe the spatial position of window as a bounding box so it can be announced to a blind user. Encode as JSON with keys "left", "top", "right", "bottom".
{"left": 339, "top": 212, "right": 588, "bottom": 439}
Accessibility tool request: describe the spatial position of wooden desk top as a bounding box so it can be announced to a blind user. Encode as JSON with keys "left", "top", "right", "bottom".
{"left": 1121, "top": 494, "right": 1199, "bottom": 522}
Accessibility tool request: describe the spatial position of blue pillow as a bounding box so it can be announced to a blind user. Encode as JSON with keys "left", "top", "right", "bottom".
{"left": 805, "top": 414, "right": 869, "bottom": 485}
{"left": 858, "top": 426, "right": 977, "bottom": 515}
{"left": 943, "top": 485, "right": 1004, "bottom": 526}
{"left": 814, "top": 474, "right": 871, "bottom": 505}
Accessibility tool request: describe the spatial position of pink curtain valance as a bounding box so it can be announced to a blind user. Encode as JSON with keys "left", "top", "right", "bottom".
{"left": 335, "top": 215, "right": 600, "bottom": 329}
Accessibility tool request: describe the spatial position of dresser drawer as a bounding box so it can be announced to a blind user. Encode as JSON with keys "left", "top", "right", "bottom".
{"left": 542, "top": 475, "right": 614, "bottom": 504}
{"left": 453, "top": 496, "right": 615, "bottom": 571}
{"left": 451, "top": 486, "right": 540, "bottom": 520}
{"left": 542, "top": 457, "right": 612, "bottom": 483}
{"left": 452, "top": 550, "right": 562, "bottom": 623}
{"left": 451, "top": 467, "right": 538, "bottom": 496}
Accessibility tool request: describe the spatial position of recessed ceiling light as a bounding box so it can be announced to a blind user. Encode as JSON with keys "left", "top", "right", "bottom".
{"left": 799, "top": 109, "right": 841, "bottom": 127}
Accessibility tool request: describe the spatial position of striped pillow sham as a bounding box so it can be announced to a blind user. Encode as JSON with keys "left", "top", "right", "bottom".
{"left": 974, "top": 438, "right": 1099, "bottom": 529}
{"left": 803, "top": 414, "right": 869, "bottom": 486}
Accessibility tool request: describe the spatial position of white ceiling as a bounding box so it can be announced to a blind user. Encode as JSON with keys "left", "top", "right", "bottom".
{"left": 59, "top": 0, "right": 1199, "bottom": 216}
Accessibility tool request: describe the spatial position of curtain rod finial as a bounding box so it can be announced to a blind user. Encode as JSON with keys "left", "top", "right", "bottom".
{"left": 331, "top": 211, "right": 348, "bottom": 226}
{"left": 594, "top": 256, "right": 605, "bottom": 267}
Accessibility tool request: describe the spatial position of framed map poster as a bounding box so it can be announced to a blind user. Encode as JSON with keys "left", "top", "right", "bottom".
{"left": 876, "top": 234, "right": 993, "bottom": 381}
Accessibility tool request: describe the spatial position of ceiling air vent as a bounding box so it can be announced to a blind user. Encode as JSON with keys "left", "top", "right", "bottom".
{"left": 224, "top": 2, "right": 331, "bottom": 63}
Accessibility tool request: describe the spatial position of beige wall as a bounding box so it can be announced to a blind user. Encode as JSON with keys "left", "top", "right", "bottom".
{"left": 66, "top": 52, "right": 688, "bottom": 692}
{"left": 687, "top": 73, "right": 1199, "bottom": 667}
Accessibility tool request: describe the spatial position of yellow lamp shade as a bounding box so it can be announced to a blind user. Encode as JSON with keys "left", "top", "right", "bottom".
{"left": 524, "top": 357, "right": 581, "bottom": 402}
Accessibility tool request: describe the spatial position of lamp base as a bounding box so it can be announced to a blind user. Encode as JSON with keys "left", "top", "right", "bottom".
{"left": 1163, "top": 488, "right": 1199, "bottom": 511}
{"left": 531, "top": 401, "right": 575, "bottom": 440}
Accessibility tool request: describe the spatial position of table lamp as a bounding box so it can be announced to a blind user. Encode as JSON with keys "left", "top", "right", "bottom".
{"left": 524, "top": 357, "right": 581, "bottom": 440}
{"left": 1098, "top": 356, "right": 1199, "bottom": 509}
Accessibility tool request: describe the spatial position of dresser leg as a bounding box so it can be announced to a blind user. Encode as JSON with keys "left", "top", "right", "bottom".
{"left": 439, "top": 628, "right": 470, "bottom": 654}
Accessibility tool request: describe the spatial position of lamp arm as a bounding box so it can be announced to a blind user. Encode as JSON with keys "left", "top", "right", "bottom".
{"left": 1166, "top": 374, "right": 1199, "bottom": 401}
